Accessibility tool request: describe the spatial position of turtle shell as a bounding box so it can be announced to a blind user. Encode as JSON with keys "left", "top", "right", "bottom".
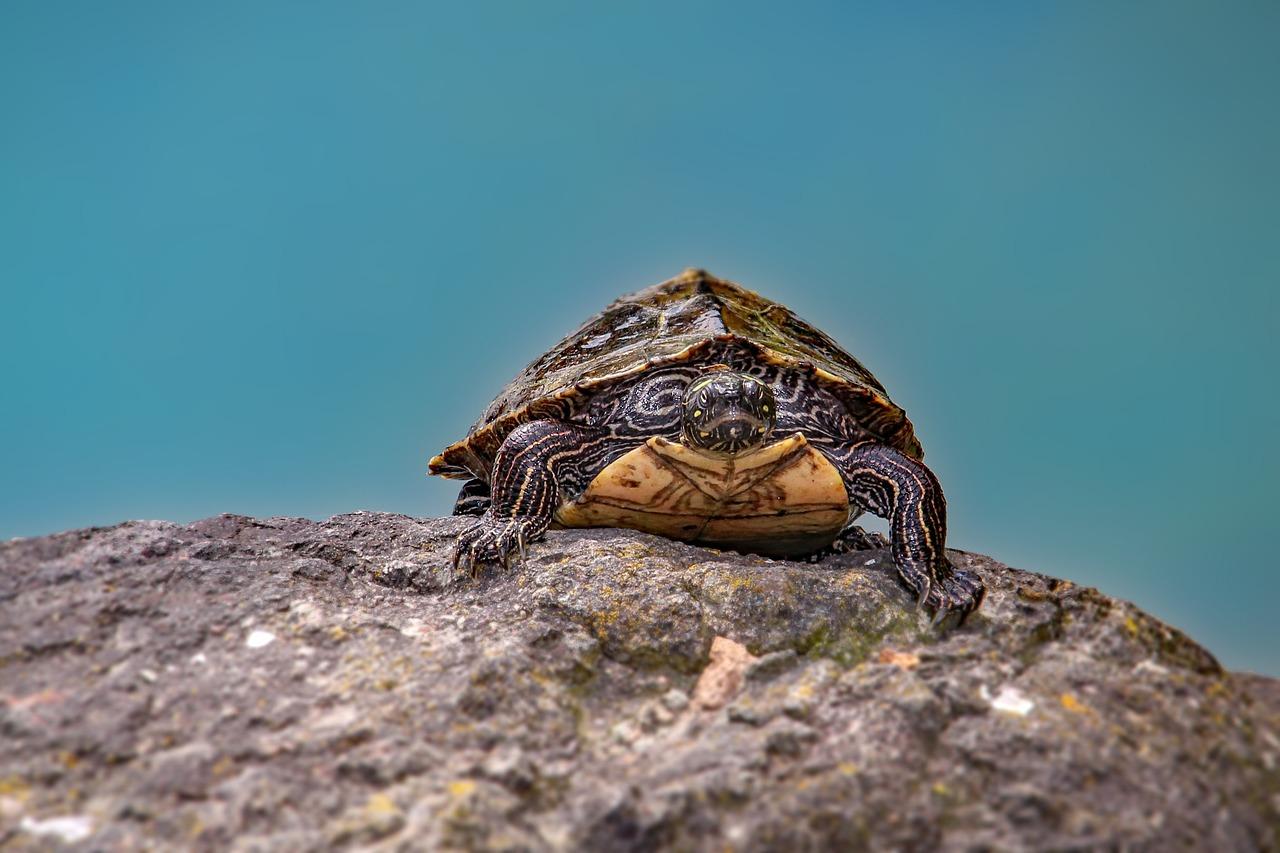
{"left": 429, "top": 268, "right": 923, "bottom": 480}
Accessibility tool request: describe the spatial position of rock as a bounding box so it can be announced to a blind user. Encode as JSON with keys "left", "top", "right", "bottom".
{"left": 0, "top": 512, "right": 1275, "bottom": 851}
{"left": 691, "top": 637, "right": 758, "bottom": 711}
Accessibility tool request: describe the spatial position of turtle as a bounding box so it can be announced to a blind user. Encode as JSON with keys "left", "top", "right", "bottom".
{"left": 429, "top": 269, "right": 984, "bottom": 620}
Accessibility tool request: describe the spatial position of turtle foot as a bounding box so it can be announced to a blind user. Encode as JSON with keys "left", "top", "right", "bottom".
{"left": 451, "top": 514, "right": 537, "bottom": 579}
{"left": 897, "top": 558, "right": 986, "bottom": 627}
{"left": 805, "top": 525, "right": 890, "bottom": 562}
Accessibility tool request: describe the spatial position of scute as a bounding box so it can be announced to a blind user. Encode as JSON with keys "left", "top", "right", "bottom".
{"left": 554, "top": 433, "right": 849, "bottom": 558}
{"left": 429, "top": 268, "right": 921, "bottom": 480}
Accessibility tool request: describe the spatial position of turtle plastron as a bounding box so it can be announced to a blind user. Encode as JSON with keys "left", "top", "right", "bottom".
{"left": 555, "top": 432, "right": 849, "bottom": 557}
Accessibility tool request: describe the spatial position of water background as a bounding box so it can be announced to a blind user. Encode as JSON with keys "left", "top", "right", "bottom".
{"left": 3, "top": 2, "right": 1277, "bottom": 674}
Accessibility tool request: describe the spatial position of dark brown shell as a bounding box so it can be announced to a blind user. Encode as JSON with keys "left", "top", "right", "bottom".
{"left": 429, "top": 269, "right": 922, "bottom": 480}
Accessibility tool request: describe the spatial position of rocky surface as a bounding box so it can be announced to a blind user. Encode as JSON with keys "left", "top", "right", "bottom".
{"left": 1, "top": 513, "right": 1277, "bottom": 851}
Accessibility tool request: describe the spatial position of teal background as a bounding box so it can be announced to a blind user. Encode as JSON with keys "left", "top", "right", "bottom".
{"left": 2, "top": 3, "right": 1276, "bottom": 675}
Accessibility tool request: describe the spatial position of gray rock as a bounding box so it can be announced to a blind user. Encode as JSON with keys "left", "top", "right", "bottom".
{"left": 0, "top": 512, "right": 1276, "bottom": 851}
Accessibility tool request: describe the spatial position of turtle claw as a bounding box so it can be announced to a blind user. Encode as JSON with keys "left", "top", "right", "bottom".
{"left": 449, "top": 544, "right": 476, "bottom": 582}
{"left": 915, "top": 576, "right": 933, "bottom": 613}
{"left": 452, "top": 514, "right": 540, "bottom": 578}
{"left": 898, "top": 558, "right": 984, "bottom": 628}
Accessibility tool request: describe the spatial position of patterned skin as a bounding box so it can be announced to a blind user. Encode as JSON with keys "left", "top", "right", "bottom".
{"left": 430, "top": 270, "right": 985, "bottom": 622}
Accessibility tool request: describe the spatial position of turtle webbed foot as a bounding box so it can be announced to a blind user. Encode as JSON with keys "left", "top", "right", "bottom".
{"left": 819, "top": 522, "right": 890, "bottom": 555}
{"left": 829, "top": 524, "right": 890, "bottom": 553}
{"left": 452, "top": 514, "right": 537, "bottom": 578}
{"left": 896, "top": 558, "right": 986, "bottom": 627}
{"left": 805, "top": 524, "right": 890, "bottom": 563}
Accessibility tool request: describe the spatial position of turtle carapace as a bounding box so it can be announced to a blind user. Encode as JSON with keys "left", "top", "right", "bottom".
{"left": 429, "top": 269, "right": 984, "bottom": 621}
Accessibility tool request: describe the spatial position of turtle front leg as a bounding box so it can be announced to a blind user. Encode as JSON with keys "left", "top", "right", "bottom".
{"left": 453, "top": 420, "right": 606, "bottom": 576}
{"left": 824, "top": 442, "right": 985, "bottom": 623}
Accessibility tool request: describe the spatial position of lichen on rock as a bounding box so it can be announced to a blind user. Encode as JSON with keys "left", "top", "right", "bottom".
{"left": 0, "top": 513, "right": 1276, "bottom": 850}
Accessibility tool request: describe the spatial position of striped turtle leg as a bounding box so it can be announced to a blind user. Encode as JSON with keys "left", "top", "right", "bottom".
{"left": 453, "top": 419, "right": 616, "bottom": 575}
{"left": 824, "top": 442, "right": 985, "bottom": 623}
{"left": 452, "top": 479, "right": 491, "bottom": 517}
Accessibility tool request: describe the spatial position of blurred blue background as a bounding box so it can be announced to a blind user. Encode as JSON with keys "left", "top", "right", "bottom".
{"left": 2, "top": 2, "right": 1276, "bottom": 674}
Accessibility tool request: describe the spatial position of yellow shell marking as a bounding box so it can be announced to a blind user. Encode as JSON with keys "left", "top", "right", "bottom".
{"left": 554, "top": 432, "right": 848, "bottom": 557}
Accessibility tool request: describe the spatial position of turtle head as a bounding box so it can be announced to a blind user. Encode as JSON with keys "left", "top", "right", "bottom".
{"left": 682, "top": 368, "right": 776, "bottom": 455}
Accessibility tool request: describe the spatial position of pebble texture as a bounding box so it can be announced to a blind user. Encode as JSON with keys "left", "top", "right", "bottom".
{"left": 1, "top": 513, "right": 1277, "bottom": 851}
